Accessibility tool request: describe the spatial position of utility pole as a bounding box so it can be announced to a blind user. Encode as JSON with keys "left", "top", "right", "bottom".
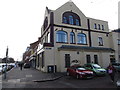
{"left": 4, "top": 46, "right": 8, "bottom": 79}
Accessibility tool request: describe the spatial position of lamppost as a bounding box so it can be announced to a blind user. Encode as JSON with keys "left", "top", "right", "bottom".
{"left": 4, "top": 46, "right": 8, "bottom": 79}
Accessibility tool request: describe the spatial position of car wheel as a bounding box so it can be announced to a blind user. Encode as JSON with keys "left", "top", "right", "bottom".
{"left": 76, "top": 74, "right": 79, "bottom": 79}
{"left": 66, "top": 71, "right": 70, "bottom": 76}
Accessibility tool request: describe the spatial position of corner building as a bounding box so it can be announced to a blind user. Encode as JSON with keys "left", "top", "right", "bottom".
{"left": 36, "top": 1, "right": 115, "bottom": 72}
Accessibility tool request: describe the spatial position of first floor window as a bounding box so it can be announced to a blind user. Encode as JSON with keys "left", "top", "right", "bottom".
{"left": 98, "top": 37, "right": 103, "bottom": 46}
{"left": 56, "top": 31, "right": 67, "bottom": 43}
{"left": 77, "top": 33, "right": 87, "bottom": 44}
{"left": 70, "top": 32, "right": 75, "bottom": 43}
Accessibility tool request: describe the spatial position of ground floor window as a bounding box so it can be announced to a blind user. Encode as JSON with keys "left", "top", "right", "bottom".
{"left": 86, "top": 55, "right": 91, "bottom": 63}
{"left": 65, "top": 54, "right": 70, "bottom": 68}
{"left": 94, "top": 55, "right": 98, "bottom": 64}
{"left": 37, "top": 54, "right": 40, "bottom": 67}
{"left": 42, "top": 52, "right": 44, "bottom": 68}
{"left": 110, "top": 55, "right": 115, "bottom": 63}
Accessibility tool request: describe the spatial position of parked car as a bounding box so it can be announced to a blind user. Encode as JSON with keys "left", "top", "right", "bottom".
{"left": 67, "top": 65, "right": 94, "bottom": 79}
{"left": 23, "top": 63, "right": 30, "bottom": 68}
{"left": 84, "top": 63, "right": 106, "bottom": 76}
{"left": 0, "top": 65, "right": 3, "bottom": 72}
{"left": 111, "top": 62, "right": 120, "bottom": 72}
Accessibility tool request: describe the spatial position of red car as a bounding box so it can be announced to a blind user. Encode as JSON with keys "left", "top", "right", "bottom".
{"left": 67, "top": 66, "right": 94, "bottom": 79}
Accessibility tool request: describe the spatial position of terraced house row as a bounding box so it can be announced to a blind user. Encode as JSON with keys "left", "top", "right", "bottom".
{"left": 23, "top": 1, "right": 120, "bottom": 73}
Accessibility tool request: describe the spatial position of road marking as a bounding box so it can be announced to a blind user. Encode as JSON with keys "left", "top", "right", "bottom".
{"left": 26, "top": 75, "right": 32, "bottom": 77}
{"left": 8, "top": 79, "right": 20, "bottom": 83}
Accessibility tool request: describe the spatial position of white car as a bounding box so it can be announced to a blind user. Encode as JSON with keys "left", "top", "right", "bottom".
{"left": 0, "top": 65, "right": 3, "bottom": 72}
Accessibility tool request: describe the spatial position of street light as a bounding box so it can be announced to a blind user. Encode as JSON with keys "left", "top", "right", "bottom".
{"left": 4, "top": 46, "right": 8, "bottom": 79}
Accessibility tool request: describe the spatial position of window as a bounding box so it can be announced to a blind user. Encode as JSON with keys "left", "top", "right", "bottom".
{"left": 43, "top": 17, "right": 48, "bottom": 30}
{"left": 86, "top": 55, "right": 91, "bottom": 63}
{"left": 62, "top": 11, "right": 81, "bottom": 26}
{"left": 63, "top": 17, "right": 67, "bottom": 24}
{"left": 98, "top": 24, "right": 101, "bottom": 30}
{"left": 77, "top": 33, "right": 87, "bottom": 44}
{"left": 98, "top": 37, "right": 103, "bottom": 46}
{"left": 56, "top": 31, "right": 67, "bottom": 43}
{"left": 118, "top": 39, "right": 120, "bottom": 45}
{"left": 70, "top": 32, "right": 75, "bottom": 43}
{"left": 94, "top": 55, "right": 98, "bottom": 64}
{"left": 75, "top": 19, "right": 80, "bottom": 26}
{"left": 47, "top": 32, "right": 50, "bottom": 43}
{"left": 102, "top": 25, "right": 104, "bottom": 30}
{"left": 69, "top": 15, "right": 74, "bottom": 25}
{"left": 94, "top": 23, "right": 97, "bottom": 29}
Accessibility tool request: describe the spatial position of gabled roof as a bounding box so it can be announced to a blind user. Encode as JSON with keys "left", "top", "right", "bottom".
{"left": 54, "top": 0, "right": 86, "bottom": 17}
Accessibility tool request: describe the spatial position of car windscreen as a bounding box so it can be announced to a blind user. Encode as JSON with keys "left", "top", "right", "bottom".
{"left": 112, "top": 63, "right": 120, "bottom": 66}
{"left": 77, "top": 68, "right": 86, "bottom": 70}
{"left": 93, "top": 64, "right": 101, "bottom": 69}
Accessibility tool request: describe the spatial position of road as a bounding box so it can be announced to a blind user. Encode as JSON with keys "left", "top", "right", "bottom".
{"left": 1, "top": 67, "right": 120, "bottom": 89}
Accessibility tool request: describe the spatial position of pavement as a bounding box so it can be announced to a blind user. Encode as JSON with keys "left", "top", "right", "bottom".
{"left": 1, "top": 66, "right": 65, "bottom": 88}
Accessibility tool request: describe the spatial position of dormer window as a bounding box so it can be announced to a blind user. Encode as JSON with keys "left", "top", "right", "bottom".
{"left": 62, "top": 11, "right": 81, "bottom": 26}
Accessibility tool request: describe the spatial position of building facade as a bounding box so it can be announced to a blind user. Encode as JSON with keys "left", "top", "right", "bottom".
{"left": 109, "top": 29, "right": 120, "bottom": 63}
{"left": 34, "top": 1, "right": 115, "bottom": 72}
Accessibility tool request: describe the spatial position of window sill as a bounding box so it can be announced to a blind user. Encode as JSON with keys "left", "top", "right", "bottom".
{"left": 77, "top": 43, "right": 88, "bottom": 45}
{"left": 56, "top": 42, "right": 69, "bottom": 44}
{"left": 70, "top": 43, "right": 76, "bottom": 44}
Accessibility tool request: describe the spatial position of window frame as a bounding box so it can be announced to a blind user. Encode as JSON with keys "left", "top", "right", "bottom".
{"left": 77, "top": 33, "right": 87, "bottom": 44}
{"left": 98, "top": 37, "right": 103, "bottom": 46}
{"left": 70, "top": 32, "right": 75, "bottom": 44}
{"left": 62, "top": 11, "right": 81, "bottom": 26}
{"left": 56, "top": 30, "right": 68, "bottom": 43}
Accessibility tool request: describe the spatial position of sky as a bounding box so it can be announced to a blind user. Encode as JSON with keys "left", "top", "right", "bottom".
{"left": 0, "top": 0, "right": 119, "bottom": 61}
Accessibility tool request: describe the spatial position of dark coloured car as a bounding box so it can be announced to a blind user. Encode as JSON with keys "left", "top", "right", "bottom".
{"left": 112, "top": 62, "right": 120, "bottom": 72}
{"left": 23, "top": 63, "right": 30, "bottom": 68}
{"left": 67, "top": 66, "right": 94, "bottom": 79}
{"left": 84, "top": 63, "right": 106, "bottom": 76}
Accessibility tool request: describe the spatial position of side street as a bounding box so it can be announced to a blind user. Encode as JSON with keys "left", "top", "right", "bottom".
{"left": 1, "top": 66, "right": 120, "bottom": 88}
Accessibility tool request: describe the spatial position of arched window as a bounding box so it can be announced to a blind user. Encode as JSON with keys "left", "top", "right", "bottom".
{"left": 70, "top": 32, "right": 75, "bottom": 43}
{"left": 56, "top": 31, "right": 67, "bottom": 43}
{"left": 63, "top": 17, "right": 67, "bottom": 24}
{"left": 69, "top": 15, "right": 74, "bottom": 25}
{"left": 75, "top": 19, "right": 80, "bottom": 26}
{"left": 62, "top": 11, "right": 81, "bottom": 26}
{"left": 77, "top": 33, "right": 87, "bottom": 44}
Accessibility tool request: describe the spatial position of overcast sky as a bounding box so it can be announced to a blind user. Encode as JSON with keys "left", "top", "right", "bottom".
{"left": 0, "top": 0, "right": 119, "bottom": 61}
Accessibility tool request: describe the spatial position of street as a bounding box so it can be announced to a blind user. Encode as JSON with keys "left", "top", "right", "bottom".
{"left": 1, "top": 67, "right": 120, "bottom": 89}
